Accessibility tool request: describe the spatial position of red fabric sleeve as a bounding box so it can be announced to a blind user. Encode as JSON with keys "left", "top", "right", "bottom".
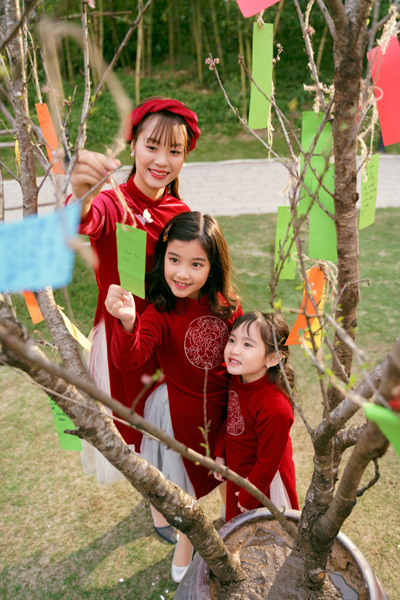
{"left": 110, "top": 310, "right": 164, "bottom": 371}
{"left": 237, "top": 392, "right": 293, "bottom": 511}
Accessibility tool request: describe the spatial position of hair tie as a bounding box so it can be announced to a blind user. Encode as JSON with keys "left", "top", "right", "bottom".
{"left": 124, "top": 98, "right": 201, "bottom": 151}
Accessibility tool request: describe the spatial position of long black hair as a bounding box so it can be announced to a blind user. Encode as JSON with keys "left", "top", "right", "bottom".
{"left": 146, "top": 212, "right": 240, "bottom": 319}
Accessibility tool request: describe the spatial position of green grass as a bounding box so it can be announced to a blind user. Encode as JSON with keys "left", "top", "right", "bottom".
{"left": 1, "top": 208, "right": 400, "bottom": 599}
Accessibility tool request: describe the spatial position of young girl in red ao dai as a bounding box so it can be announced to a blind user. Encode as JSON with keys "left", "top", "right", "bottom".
{"left": 214, "top": 311, "right": 299, "bottom": 522}
{"left": 105, "top": 211, "right": 242, "bottom": 582}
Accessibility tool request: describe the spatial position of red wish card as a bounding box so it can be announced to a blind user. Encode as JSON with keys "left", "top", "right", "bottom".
{"left": 236, "top": 0, "right": 280, "bottom": 18}
{"left": 367, "top": 36, "right": 400, "bottom": 146}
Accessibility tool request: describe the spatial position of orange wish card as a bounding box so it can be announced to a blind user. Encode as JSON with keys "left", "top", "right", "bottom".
{"left": 35, "top": 103, "right": 65, "bottom": 174}
{"left": 286, "top": 266, "right": 326, "bottom": 348}
{"left": 23, "top": 291, "right": 44, "bottom": 324}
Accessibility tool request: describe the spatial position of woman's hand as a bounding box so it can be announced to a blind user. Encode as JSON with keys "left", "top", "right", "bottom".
{"left": 213, "top": 456, "right": 226, "bottom": 481}
{"left": 105, "top": 284, "right": 136, "bottom": 333}
{"left": 70, "top": 150, "right": 121, "bottom": 215}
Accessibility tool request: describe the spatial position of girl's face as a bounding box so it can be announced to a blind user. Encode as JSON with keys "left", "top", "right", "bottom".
{"left": 224, "top": 321, "right": 279, "bottom": 384}
{"left": 132, "top": 115, "right": 186, "bottom": 200}
{"left": 164, "top": 238, "right": 211, "bottom": 300}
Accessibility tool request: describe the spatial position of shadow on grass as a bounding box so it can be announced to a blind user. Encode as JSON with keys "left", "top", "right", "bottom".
{"left": 0, "top": 499, "right": 178, "bottom": 600}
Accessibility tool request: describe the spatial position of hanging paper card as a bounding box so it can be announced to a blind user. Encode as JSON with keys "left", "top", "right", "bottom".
{"left": 248, "top": 22, "right": 273, "bottom": 129}
{"left": 0, "top": 202, "right": 81, "bottom": 294}
{"left": 309, "top": 165, "right": 337, "bottom": 263}
{"left": 49, "top": 398, "right": 82, "bottom": 451}
{"left": 116, "top": 222, "right": 146, "bottom": 299}
{"left": 286, "top": 266, "right": 326, "bottom": 348}
{"left": 35, "top": 103, "right": 65, "bottom": 174}
{"left": 301, "top": 111, "right": 332, "bottom": 156}
{"left": 359, "top": 154, "right": 379, "bottom": 230}
{"left": 367, "top": 37, "right": 400, "bottom": 147}
{"left": 274, "top": 206, "right": 296, "bottom": 280}
{"left": 58, "top": 307, "right": 92, "bottom": 351}
{"left": 236, "top": 0, "right": 280, "bottom": 17}
{"left": 364, "top": 402, "right": 400, "bottom": 459}
{"left": 23, "top": 291, "right": 44, "bottom": 324}
{"left": 299, "top": 113, "right": 333, "bottom": 215}
{"left": 298, "top": 156, "right": 329, "bottom": 215}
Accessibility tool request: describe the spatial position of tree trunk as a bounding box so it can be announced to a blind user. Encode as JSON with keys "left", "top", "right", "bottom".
{"left": 209, "top": 0, "right": 224, "bottom": 66}
{"left": 135, "top": 0, "right": 143, "bottom": 104}
{"left": 146, "top": 1, "right": 153, "bottom": 74}
{"left": 5, "top": 0, "right": 38, "bottom": 217}
{"left": 297, "top": 0, "right": 379, "bottom": 585}
{"left": 168, "top": 0, "right": 174, "bottom": 72}
{"left": 192, "top": 0, "right": 203, "bottom": 83}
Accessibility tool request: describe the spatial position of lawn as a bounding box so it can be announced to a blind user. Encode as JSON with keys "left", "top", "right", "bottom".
{"left": 1, "top": 208, "right": 399, "bottom": 599}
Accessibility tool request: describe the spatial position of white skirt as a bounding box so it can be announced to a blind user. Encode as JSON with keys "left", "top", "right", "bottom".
{"left": 141, "top": 383, "right": 195, "bottom": 496}
{"left": 81, "top": 319, "right": 136, "bottom": 487}
{"left": 270, "top": 470, "right": 292, "bottom": 510}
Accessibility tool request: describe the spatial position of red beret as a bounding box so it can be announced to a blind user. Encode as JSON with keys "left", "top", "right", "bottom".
{"left": 125, "top": 98, "right": 201, "bottom": 152}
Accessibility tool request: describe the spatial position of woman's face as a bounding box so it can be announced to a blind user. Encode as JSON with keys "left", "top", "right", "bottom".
{"left": 132, "top": 115, "right": 186, "bottom": 200}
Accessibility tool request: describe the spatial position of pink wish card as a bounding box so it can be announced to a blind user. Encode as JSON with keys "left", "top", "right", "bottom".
{"left": 236, "top": 0, "right": 280, "bottom": 18}
{"left": 367, "top": 36, "right": 400, "bottom": 146}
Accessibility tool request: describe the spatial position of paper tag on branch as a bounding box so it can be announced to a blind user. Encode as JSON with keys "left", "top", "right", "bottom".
{"left": 35, "top": 102, "right": 65, "bottom": 175}
{"left": 23, "top": 291, "right": 44, "bottom": 324}
{"left": 58, "top": 307, "right": 92, "bottom": 351}
{"left": 364, "top": 402, "right": 400, "bottom": 459}
{"left": 49, "top": 398, "right": 82, "bottom": 451}
{"left": 286, "top": 266, "right": 326, "bottom": 348}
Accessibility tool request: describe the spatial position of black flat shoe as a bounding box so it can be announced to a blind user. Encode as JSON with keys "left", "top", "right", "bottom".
{"left": 154, "top": 525, "right": 177, "bottom": 544}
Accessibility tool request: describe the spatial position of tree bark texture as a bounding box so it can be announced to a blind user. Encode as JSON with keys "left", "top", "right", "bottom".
{"left": 5, "top": 0, "right": 38, "bottom": 216}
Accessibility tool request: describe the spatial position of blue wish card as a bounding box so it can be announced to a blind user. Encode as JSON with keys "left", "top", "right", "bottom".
{"left": 0, "top": 201, "right": 81, "bottom": 293}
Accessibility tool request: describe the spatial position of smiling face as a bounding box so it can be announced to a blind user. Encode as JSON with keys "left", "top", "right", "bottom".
{"left": 132, "top": 114, "right": 186, "bottom": 200}
{"left": 224, "top": 321, "right": 279, "bottom": 384}
{"left": 163, "top": 238, "right": 211, "bottom": 300}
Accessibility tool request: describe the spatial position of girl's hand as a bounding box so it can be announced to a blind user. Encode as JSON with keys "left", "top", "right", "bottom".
{"left": 105, "top": 284, "right": 136, "bottom": 333}
{"left": 213, "top": 457, "right": 226, "bottom": 481}
{"left": 235, "top": 491, "right": 248, "bottom": 513}
{"left": 70, "top": 150, "right": 121, "bottom": 214}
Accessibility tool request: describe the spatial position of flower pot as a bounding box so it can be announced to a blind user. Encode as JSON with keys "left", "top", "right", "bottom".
{"left": 175, "top": 509, "right": 388, "bottom": 600}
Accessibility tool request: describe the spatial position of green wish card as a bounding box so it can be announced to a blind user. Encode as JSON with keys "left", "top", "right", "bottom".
{"left": 49, "top": 399, "right": 82, "bottom": 451}
{"left": 274, "top": 206, "right": 296, "bottom": 280}
{"left": 364, "top": 402, "right": 400, "bottom": 459}
{"left": 308, "top": 164, "right": 337, "bottom": 263}
{"left": 248, "top": 22, "right": 273, "bottom": 130}
{"left": 116, "top": 222, "right": 147, "bottom": 299}
{"left": 359, "top": 154, "right": 379, "bottom": 230}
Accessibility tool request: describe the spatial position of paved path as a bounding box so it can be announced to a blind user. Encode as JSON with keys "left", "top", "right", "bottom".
{"left": 2, "top": 155, "right": 399, "bottom": 222}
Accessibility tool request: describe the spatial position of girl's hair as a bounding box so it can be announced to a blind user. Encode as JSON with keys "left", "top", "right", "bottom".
{"left": 231, "top": 311, "right": 295, "bottom": 399}
{"left": 126, "top": 96, "right": 195, "bottom": 199}
{"left": 146, "top": 212, "right": 240, "bottom": 319}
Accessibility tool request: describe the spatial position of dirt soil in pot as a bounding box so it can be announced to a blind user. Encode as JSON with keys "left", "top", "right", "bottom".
{"left": 209, "top": 519, "right": 367, "bottom": 600}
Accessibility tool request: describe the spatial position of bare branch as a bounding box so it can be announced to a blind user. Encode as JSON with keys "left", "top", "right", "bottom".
{"left": 356, "top": 458, "right": 380, "bottom": 497}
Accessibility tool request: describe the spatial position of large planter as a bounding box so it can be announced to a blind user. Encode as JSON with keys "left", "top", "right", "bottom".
{"left": 175, "top": 509, "right": 388, "bottom": 600}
